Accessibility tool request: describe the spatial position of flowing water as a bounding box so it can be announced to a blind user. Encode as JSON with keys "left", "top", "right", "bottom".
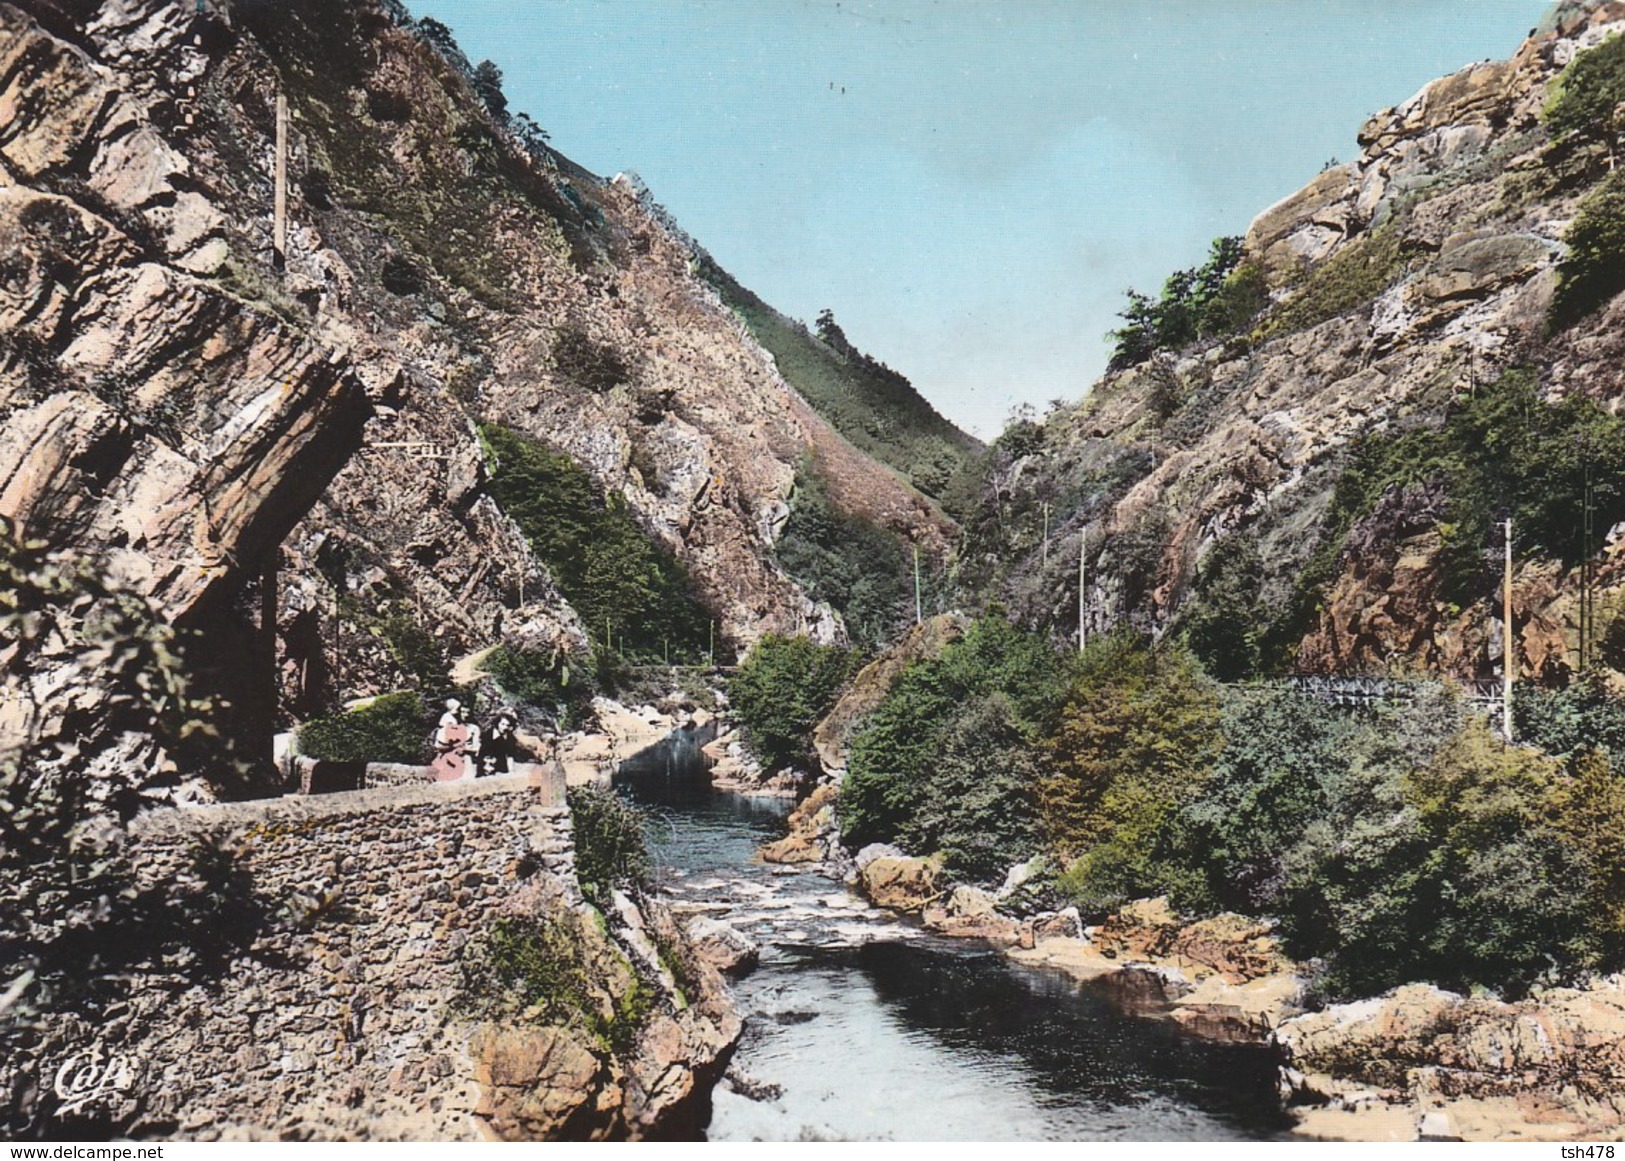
{"left": 614, "top": 732, "right": 1290, "bottom": 1142}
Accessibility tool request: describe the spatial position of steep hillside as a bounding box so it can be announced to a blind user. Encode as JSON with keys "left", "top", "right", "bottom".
{"left": 696, "top": 254, "right": 983, "bottom": 502}
{"left": 964, "top": 0, "right": 1625, "bottom": 687}
{"left": 0, "top": 0, "right": 956, "bottom": 780}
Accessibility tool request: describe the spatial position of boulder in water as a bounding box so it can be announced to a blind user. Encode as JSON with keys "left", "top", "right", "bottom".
{"left": 686, "top": 916, "right": 760, "bottom": 976}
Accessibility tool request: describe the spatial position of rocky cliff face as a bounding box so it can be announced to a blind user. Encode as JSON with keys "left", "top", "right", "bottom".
{"left": 0, "top": 0, "right": 956, "bottom": 779}
{"left": 972, "top": 1, "right": 1625, "bottom": 684}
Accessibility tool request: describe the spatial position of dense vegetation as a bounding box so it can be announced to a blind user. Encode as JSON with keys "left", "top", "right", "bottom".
{"left": 296, "top": 691, "right": 428, "bottom": 763}
{"left": 697, "top": 258, "right": 980, "bottom": 500}
{"left": 1546, "top": 34, "right": 1625, "bottom": 327}
{"left": 1108, "top": 236, "right": 1268, "bottom": 369}
{"left": 728, "top": 634, "right": 859, "bottom": 773}
{"left": 1, "top": 533, "right": 263, "bottom": 1110}
{"left": 481, "top": 423, "right": 713, "bottom": 663}
{"left": 567, "top": 784, "right": 654, "bottom": 909}
{"left": 836, "top": 609, "right": 1625, "bottom": 999}
{"left": 774, "top": 456, "right": 921, "bottom": 650}
{"left": 1172, "top": 368, "right": 1625, "bottom": 679}
{"left": 842, "top": 614, "right": 1065, "bottom": 878}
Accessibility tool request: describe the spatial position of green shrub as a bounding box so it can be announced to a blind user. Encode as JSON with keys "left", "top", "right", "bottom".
{"left": 457, "top": 913, "right": 650, "bottom": 1054}
{"left": 1545, "top": 32, "right": 1625, "bottom": 149}
{"left": 567, "top": 784, "right": 652, "bottom": 908}
{"left": 1551, "top": 170, "right": 1625, "bottom": 329}
{"left": 1552, "top": 748, "right": 1625, "bottom": 955}
{"left": 843, "top": 613, "right": 1065, "bottom": 874}
{"left": 1037, "top": 636, "right": 1222, "bottom": 913}
{"left": 296, "top": 691, "right": 426, "bottom": 763}
{"left": 483, "top": 643, "right": 595, "bottom": 727}
{"left": 728, "top": 633, "right": 858, "bottom": 772}
{"left": 1177, "top": 534, "right": 1270, "bottom": 680}
{"left": 898, "top": 693, "right": 1044, "bottom": 880}
{"left": 1173, "top": 688, "right": 1355, "bottom": 914}
{"left": 1254, "top": 223, "right": 1410, "bottom": 342}
{"left": 1109, "top": 236, "right": 1262, "bottom": 368}
{"left": 1515, "top": 675, "right": 1625, "bottom": 773}
{"left": 481, "top": 424, "right": 712, "bottom": 662}
{"left": 773, "top": 457, "right": 918, "bottom": 650}
{"left": 1279, "top": 710, "right": 1596, "bottom": 999}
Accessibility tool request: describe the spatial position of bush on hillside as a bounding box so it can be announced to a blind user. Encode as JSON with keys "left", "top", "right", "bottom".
{"left": 842, "top": 613, "right": 1063, "bottom": 873}
{"left": 1545, "top": 32, "right": 1625, "bottom": 151}
{"left": 1038, "top": 635, "right": 1222, "bottom": 914}
{"left": 481, "top": 424, "right": 712, "bottom": 662}
{"left": 1515, "top": 674, "right": 1625, "bottom": 773}
{"left": 567, "top": 784, "right": 652, "bottom": 909}
{"left": 1172, "top": 687, "right": 1355, "bottom": 914}
{"left": 1109, "top": 236, "right": 1264, "bottom": 369}
{"left": 297, "top": 691, "right": 427, "bottom": 764}
{"left": 728, "top": 633, "right": 858, "bottom": 772}
{"left": 774, "top": 458, "right": 918, "bottom": 650}
{"left": 1177, "top": 534, "right": 1270, "bottom": 680}
{"left": 1551, "top": 171, "right": 1625, "bottom": 329}
{"left": 483, "top": 643, "right": 595, "bottom": 728}
{"left": 1279, "top": 711, "right": 1597, "bottom": 999}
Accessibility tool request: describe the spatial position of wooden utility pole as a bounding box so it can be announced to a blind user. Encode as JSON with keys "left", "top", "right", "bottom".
{"left": 1078, "top": 531, "right": 1088, "bottom": 653}
{"left": 1504, "top": 517, "right": 1515, "bottom": 742}
{"left": 273, "top": 92, "right": 289, "bottom": 270}
{"left": 913, "top": 544, "right": 922, "bottom": 625}
{"left": 1041, "top": 502, "right": 1050, "bottom": 566}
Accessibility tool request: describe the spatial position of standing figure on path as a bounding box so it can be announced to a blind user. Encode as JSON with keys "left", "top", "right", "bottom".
{"left": 430, "top": 697, "right": 470, "bottom": 781}
{"left": 481, "top": 708, "right": 518, "bottom": 776}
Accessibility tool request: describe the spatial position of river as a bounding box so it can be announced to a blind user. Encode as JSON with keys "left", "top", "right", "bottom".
{"left": 614, "top": 732, "right": 1290, "bottom": 1143}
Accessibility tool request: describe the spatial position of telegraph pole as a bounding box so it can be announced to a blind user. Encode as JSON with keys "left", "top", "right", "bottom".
{"left": 913, "top": 544, "right": 922, "bottom": 625}
{"left": 1078, "top": 531, "right": 1088, "bottom": 653}
{"left": 1503, "top": 517, "right": 1515, "bottom": 742}
{"left": 273, "top": 92, "right": 289, "bottom": 270}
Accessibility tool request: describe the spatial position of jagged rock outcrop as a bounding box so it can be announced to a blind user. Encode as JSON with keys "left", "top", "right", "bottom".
{"left": 1, "top": 0, "right": 957, "bottom": 768}
{"left": 974, "top": 2, "right": 1625, "bottom": 683}
{"left": 1278, "top": 977, "right": 1625, "bottom": 1141}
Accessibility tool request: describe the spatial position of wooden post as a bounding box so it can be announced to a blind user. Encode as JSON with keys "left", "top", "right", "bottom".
{"left": 1504, "top": 517, "right": 1514, "bottom": 742}
{"left": 1078, "top": 531, "right": 1087, "bottom": 653}
{"left": 273, "top": 92, "right": 288, "bottom": 270}
{"left": 913, "top": 544, "right": 922, "bottom": 625}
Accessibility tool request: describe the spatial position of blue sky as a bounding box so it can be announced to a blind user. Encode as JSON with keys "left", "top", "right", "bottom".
{"left": 408, "top": 0, "right": 1550, "bottom": 438}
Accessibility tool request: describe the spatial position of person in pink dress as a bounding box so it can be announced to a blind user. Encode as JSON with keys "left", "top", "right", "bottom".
{"left": 430, "top": 697, "right": 471, "bottom": 781}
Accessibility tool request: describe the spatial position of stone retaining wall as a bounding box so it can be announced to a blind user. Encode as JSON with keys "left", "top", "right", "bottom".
{"left": 26, "top": 768, "right": 579, "bottom": 1140}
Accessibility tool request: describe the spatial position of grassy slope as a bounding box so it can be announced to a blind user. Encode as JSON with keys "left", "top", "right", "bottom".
{"left": 696, "top": 256, "right": 983, "bottom": 502}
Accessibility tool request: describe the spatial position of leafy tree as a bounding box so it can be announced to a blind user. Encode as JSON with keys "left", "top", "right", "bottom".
{"left": 1551, "top": 748, "right": 1625, "bottom": 955}
{"left": 842, "top": 613, "right": 1064, "bottom": 874}
{"left": 1545, "top": 32, "right": 1625, "bottom": 154}
{"left": 904, "top": 693, "right": 1044, "bottom": 879}
{"left": 1107, "top": 236, "right": 1264, "bottom": 369}
{"left": 727, "top": 634, "right": 857, "bottom": 772}
{"left": 1173, "top": 688, "right": 1354, "bottom": 913}
{"left": 1038, "top": 635, "right": 1222, "bottom": 913}
{"left": 1515, "top": 674, "right": 1625, "bottom": 774}
{"left": 1279, "top": 711, "right": 1595, "bottom": 999}
{"left": 471, "top": 60, "right": 510, "bottom": 124}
